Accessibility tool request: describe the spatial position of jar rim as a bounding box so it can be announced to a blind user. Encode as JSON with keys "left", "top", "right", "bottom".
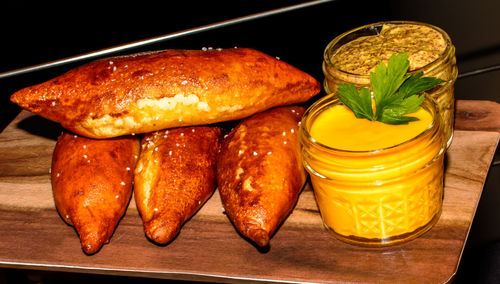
{"left": 299, "top": 93, "right": 442, "bottom": 154}
{"left": 323, "top": 20, "right": 454, "bottom": 79}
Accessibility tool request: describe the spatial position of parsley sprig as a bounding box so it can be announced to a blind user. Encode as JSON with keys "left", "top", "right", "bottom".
{"left": 336, "top": 53, "right": 446, "bottom": 125}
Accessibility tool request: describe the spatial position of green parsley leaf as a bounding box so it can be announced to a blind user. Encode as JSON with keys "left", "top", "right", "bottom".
{"left": 336, "top": 52, "right": 446, "bottom": 125}
{"left": 398, "top": 72, "right": 446, "bottom": 99}
{"left": 337, "top": 83, "right": 374, "bottom": 121}
{"left": 379, "top": 93, "right": 424, "bottom": 124}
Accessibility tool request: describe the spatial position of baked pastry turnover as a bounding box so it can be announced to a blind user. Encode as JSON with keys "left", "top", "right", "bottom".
{"left": 51, "top": 132, "right": 140, "bottom": 254}
{"left": 11, "top": 48, "right": 320, "bottom": 138}
{"left": 216, "top": 106, "right": 307, "bottom": 247}
{"left": 134, "top": 126, "right": 222, "bottom": 244}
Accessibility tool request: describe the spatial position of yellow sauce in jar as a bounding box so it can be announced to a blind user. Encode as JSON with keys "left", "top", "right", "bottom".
{"left": 310, "top": 105, "right": 433, "bottom": 151}
{"left": 299, "top": 95, "right": 445, "bottom": 246}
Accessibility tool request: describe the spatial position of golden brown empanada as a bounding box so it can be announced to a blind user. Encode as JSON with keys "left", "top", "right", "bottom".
{"left": 11, "top": 48, "right": 320, "bottom": 138}
{"left": 217, "top": 106, "right": 307, "bottom": 247}
{"left": 134, "top": 126, "right": 221, "bottom": 244}
{"left": 51, "top": 133, "right": 140, "bottom": 254}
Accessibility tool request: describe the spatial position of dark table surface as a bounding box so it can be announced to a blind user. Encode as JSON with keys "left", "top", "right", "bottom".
{"left": 1, "top": 0, "right": 499, "bottom": 283}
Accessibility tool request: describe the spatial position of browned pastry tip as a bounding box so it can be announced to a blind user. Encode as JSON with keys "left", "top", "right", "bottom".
{"left": 51, "top": 133, "right": 140, "bottom": 254}
{"left": 134, "top": 126, "right": 222, "bottom": 244}
{"left": 11, "top": 48, "right": 320, "bottom": 138}
{"left": 143, "top": 219, "right": 183, "bottom": 245}
{"left": 247, "top": 229, "right": 270, "bottom": 247}
{"left": 217, "top": 105, "right": 307, "bottom": 247}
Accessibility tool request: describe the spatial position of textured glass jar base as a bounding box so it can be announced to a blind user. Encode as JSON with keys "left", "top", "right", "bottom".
{"left": 322, "top": 208, "right": 442, "bottom": 247}
{"left": 307, "top": 152, "right": 445, "bottom": 248}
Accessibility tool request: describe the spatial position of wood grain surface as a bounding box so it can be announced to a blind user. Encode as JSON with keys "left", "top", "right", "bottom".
{"left": 0, "top": 100, "right": 498, "bottom": 283}
{"left": 455, "top": 100, "right": 500, "bottom": 132}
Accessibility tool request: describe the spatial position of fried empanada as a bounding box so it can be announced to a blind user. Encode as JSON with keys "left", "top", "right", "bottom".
{"left": 11, "top": 48, "right": 320, "bottom": 138}
{"left": 51, "top": 133, "right": 140, "bottom": 254}
{"left": 217, "top": 106, "right": 307, "bottom": 247}
{"left": 134, "top": 126, "right": 221, "bottom": 244}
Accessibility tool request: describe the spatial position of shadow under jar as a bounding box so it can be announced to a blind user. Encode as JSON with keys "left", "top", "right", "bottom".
{"left": 323, "top": 21, "right": 457, "bottom": 148}
{"left": 299, "top": 94, "right": 446, "bottom": 247}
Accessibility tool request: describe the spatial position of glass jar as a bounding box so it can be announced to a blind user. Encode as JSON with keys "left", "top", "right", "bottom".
{"left": 299, "top": 94, "right": 446, "bottom": 247}
{"left": 322, "top": 21, "right": 457, "bottom": 148}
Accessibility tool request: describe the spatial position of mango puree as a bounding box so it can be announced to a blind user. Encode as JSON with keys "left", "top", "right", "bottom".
{"left": 305, "top": 104, "right": 445, "bottom": 244}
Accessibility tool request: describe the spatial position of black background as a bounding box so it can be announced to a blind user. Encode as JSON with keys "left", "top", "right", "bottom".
{"left": 1, "top": 0, "right": 499, "bottom": 283}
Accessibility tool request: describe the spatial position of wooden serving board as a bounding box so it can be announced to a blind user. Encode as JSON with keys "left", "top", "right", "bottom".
{"left": 0, "top": 100, "right": 498, "bottom": 283}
